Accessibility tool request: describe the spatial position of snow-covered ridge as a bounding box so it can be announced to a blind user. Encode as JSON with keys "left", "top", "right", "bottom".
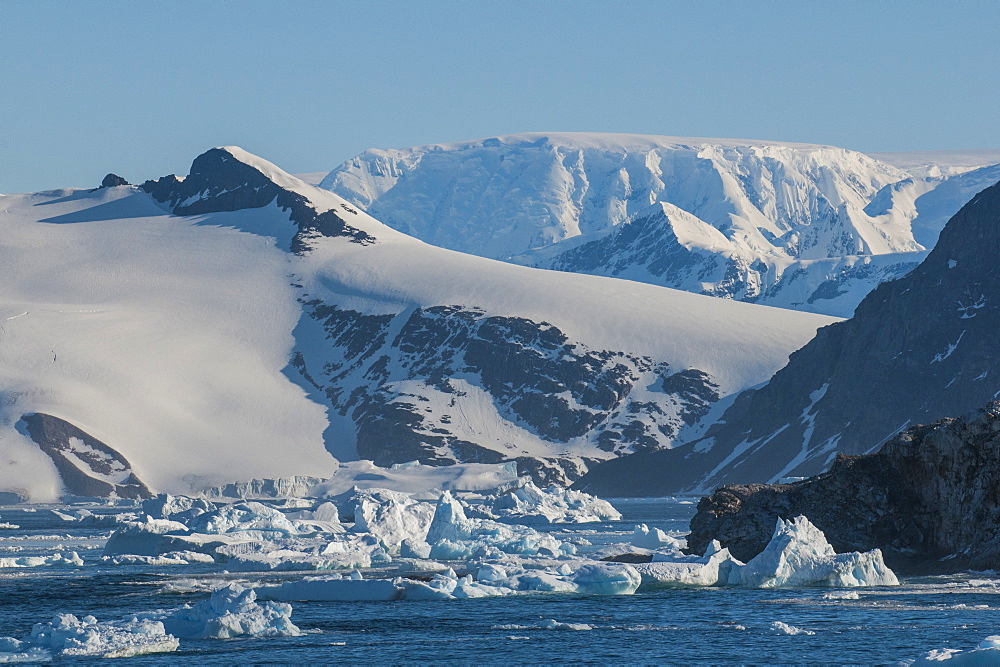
{"left": 322, "top": 133, "right": 994, "bottom": 318}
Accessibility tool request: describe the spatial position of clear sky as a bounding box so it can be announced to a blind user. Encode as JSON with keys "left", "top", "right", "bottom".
{"left": 2, "top": 0, "right": 998, "bottom": 193}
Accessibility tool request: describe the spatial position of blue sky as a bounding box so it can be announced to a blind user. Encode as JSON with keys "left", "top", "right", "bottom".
{"left": 2, "top": 0, "right": 998, "bottom": 193}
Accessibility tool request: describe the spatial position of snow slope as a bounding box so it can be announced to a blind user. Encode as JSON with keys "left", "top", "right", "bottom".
{"left": 0, "top": 185, "right": 333, "bottom": 500}
{"left": 0, "top": 147, "right": 836, "bottom": 498}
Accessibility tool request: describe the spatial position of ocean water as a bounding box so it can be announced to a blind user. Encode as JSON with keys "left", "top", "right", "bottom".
{"left": 2, "top": 498, "right": 998, "bottom": 664}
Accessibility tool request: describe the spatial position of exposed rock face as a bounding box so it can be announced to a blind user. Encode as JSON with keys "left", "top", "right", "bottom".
{"left": 20, "top": 413, "right": 150, "bottom": 499}
{"left": 686, "top": 403, "right": 1000, "bottom": 573}
{"left": 293, "top": 303, "right": 720, "bottom": 486}
{"left": 99, "top": 173, "right": 130, "bottom": 188}
{"left": 576, "top": 179, "right": 1000, "bottom": 495}
{"left": 140, "top": 147, "right": 375, "bottom": 252}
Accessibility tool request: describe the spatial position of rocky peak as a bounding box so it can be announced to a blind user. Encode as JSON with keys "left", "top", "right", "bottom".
{"left": 140, "top": 147, "right": 375, "bottom": 250}
{"left": 99, "top": 173, "right": 130, "bottom": 188}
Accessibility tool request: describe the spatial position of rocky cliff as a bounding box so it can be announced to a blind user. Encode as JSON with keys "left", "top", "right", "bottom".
{"left": 686, "top": 403, "right": 1000, "bottom": 573}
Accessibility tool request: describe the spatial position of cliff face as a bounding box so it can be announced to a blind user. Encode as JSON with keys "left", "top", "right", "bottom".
{"left": 686, "top": 403, "right": 1000, "bottom": 573}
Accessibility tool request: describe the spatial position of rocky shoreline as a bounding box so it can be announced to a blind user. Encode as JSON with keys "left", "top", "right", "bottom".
{"left": 687, "top": 403, "right": 1000, "bottom": 574}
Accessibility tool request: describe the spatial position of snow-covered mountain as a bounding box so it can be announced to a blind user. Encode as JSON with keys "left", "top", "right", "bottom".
{"left": 321, "top": 133, "right": 995, "bottom": 317}
{"left": 0, "top": 147, "right": 835, "bottom": 500}
{"left": 576, "top": 178, "right": 1000, "bottom": 496}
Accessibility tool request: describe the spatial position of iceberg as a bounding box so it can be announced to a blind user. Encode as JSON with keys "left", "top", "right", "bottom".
{"left": 479, "top": 479, "right": 621, "bottom": 524}
{"left": 425, "top": 491, "right": 572, "bottom": 559}
{"left": 0, "top": 615, "right": 177, "bottom": 658}
{"left": 158, "top": 584, "right": 301, "bottom": 639}
{"left": 0, "top": 552, "right": 84, "bottom": 568}
{"left": 729, "top": 516, "right": 898, "bottom": 588}
{"left": 631, "top": 523, "right": 684, "bottom": 549}
{"left": 351, "top": 488, "right": 435, "bottom": 554}
{"left": 633, "top": 540, "right": 743, "bottom": 587}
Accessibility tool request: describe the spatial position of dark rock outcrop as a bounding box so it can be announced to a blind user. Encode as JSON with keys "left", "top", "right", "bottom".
{"left": 686, "top": 403, "right": 1000, "bottom": 573}
{"left": 99, "top": 173, "right": 130, "bottom": 188}
{"left": 21, "top": 413, "right": 151, "bottom": 499}
{"left": 577, "top": 179, "right": 1000, "bottom": 496}
{"left": 140, "top": 147, "right": 375, "bottom": 252}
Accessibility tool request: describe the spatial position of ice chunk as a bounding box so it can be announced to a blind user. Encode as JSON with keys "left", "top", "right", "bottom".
{"left": 541, "top": 619, "right": 592, "bottom": 631}
{"left": 729, "top": 516, "right": 898, "bottom": 588}
{"left": 771, "top": 621, "right": 815, "bottom": 636}
{"left": 570, "top": 563, "right": 641, "bottom": 595}
{"left": 0, "top": 552, "right": 84, "bottom": 568}
{"left": 352, "top": 488, "right": 434, "bottom": 554}
{"left": 160, "top": 584, "right": 300, "bottom": 639}
{"left": 142, "top": 494, "right": 217, "bottom": 522}
{"left": 633, "top": 540, "right": 743, "bottom": 587}
{"left": 909, "top": 635, "right": 1000, "bottom": 664}
{"left": 259, "top": 574, "right": 402, "bottom": 601}
{"left": 425, "top": 491, "right": 571, "bottom": 558}
{"left": 481, "top": 478, "right": 621, "bottom": 524}
{"left": 186, "top": 502, "right": 306, "bottom": 536}
{"left": 631, "top": 524, "right": 683, "bottom": 549}
{"left": 7, "top": 614, "right": 178, "bottom": 658}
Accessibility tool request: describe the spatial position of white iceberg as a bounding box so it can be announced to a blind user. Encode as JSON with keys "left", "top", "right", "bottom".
{"left": 425, "top": 491, "right": 572, "bottom": 559}
{"left": 729, "top": 516, "right": 899, "bottom": 588}
{"left": 1, "top": 614, "right": 178, "bottom": 658}
{"left": 0, "top": 552, "right": 84, "bottom": 569}
{"left": 633, "top": 540, "right": 743, "bottom": 587}
{"left": 351, "top": 488, "right": 435, "bottom": 554}
{"left": 631, "top": 524, "right": 684, "bottom": 549}
{"left": 159, "top": 583, "right": 301, "bottom": 639}
{"left": 480, "top": 479, "right": 621, "bottom": 524}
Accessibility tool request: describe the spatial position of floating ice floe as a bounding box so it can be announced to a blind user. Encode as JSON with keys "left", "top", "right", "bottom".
{"left": 770, "top": 621, "right": 815, "bottom": 636}
{"left": 632, "top": 540, "right": 742, "bottom": 587}
{"left": 0, "top": 551, "right": 84, "bottom": 568}
{"left": 631, "top": 523, "right": 684, "bottom": 549}
{"left": 628, "top": 516, "right": 897, "bottom": 588}
{"left": 730, "top": 516, "right": 898, "bottom": 588}
{"left": 425, "top": 491, "right": 574, "bottom": 559}
{"left": 154, "top": 583, "right": 301, "bottom": 639}
{"left": 258, "top": 561, "right": 641, "bottom": 601}
{"left": 351, "top": 488, "right": 435, "bottom": 554}
{"left": 0, "top": 615, "right": 178, "bottom": 659}
{"left": 101, "top": 551, "right": 216, "bottom": 566}
{"left": 478, "top": 478, "right": 621, "bottom": 524}
{"left": 910, "top": 635, "right": 1000, "bottom": 664}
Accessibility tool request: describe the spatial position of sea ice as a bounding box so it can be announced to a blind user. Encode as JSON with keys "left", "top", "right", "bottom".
{"left": 425, "top": 491, "right": 572, "bottom": 559}
{"left": 480, "top": 478, "right": 621, "bottom": 524}
{"left": 729, "top": 516, "right": 898, "bottom": 588}
{"left": 631, "top": 523, "right": 684, "bottom": 549}
{"left": 771, "top": 621, "right": 815, "bottom": 636}
{"left": 633, "top": 540, "right": 742, "bottom": 587}
{"left": 0, "top": 552, "right": 83, "bottom": 568}
{"left": 351, "top": 488, "right": 435, "bottom": 554}
{"left": 0, "top": 614, "right": 178, "bottom": 658}
{"left": 158, "top": 583, "right": 301, "bottom": 639}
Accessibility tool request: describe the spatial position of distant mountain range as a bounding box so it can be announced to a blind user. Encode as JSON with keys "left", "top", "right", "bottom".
{"left": 321, "top": 134, "right": 998, "bottom": 317}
